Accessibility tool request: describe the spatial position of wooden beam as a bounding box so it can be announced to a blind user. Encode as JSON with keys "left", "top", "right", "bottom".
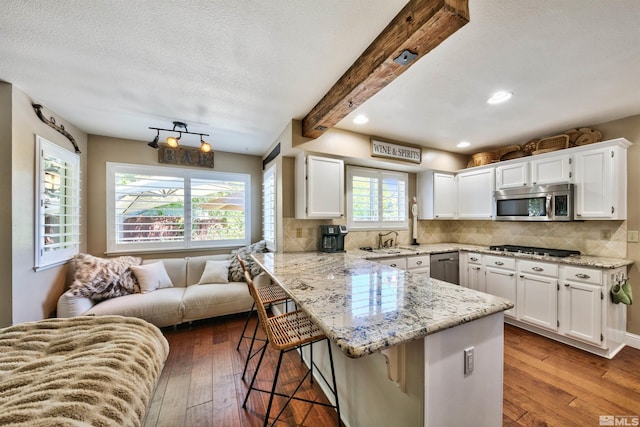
{"left": 301, "top": 0, "right": 470, "bottom": 139}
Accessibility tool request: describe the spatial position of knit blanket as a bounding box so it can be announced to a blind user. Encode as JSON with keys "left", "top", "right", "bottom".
{"left": 0, "top": 316, "right": 169, "bottom": 427}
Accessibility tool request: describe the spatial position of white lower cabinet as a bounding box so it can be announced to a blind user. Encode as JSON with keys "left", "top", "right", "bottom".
{"left": 560, "top": 280, "right": 602, "bottom": 345}
{"left": 466, "top": 253, "right": 485, "bottom": 293}
{"left": 375, "top": 255, "right": 430, "bottom": 276}
{"left": 376, "top": 257, "right": 407, "bottom": 270}
{"left": 485, "top": 256, "right": 517, "bottom": 318}
{"left": 517, "top": 260, "right": 558, "bottom": 332}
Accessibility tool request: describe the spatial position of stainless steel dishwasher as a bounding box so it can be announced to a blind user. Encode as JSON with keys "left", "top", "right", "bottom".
{"left": 429, "top": 251, "right": 460, "bottom": 285}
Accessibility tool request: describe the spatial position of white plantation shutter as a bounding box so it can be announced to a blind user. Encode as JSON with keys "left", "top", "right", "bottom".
{"left": 35, "top": 136, "right": 81, "bottom": 269}
{"left": 347, "top": 166, "right": 408, "bottom": 230}
{"left": 107, "top": 163, "right": 250, "bottom": 253}
{"left": 262, "top": 164, "right": 276, "bottom": 251}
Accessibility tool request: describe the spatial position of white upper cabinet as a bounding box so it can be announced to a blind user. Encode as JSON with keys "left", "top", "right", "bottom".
{"left": 417, "top": 171, "right": 456, "bottom": 219}
{"left": 295, "top": 154, "right": 344, "bottom": 219}
{"left": 574, "top": 139, "right": 629, "bottom": 220}
{"left": 496, "top": 162, "right": 529, "bottom": 189}
{"left": 531, "top": 154, "right": 573, "bottom": 185}
{"left": 457, "top": 168, "right": 495, "bottom": 219}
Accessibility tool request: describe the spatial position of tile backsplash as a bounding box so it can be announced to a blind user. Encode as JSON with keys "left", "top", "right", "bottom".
{"left": 283, "top": 217, "right": 627, "bottom": 258}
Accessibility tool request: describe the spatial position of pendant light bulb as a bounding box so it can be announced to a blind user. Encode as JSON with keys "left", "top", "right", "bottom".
{"left": 166, "top": 135, "right": 179, "bottom": 148}
{"left": 200, "top": 139, "right": 212, "bottom": 153}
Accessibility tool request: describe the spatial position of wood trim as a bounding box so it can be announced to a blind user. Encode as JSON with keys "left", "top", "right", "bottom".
{"left": 301, "top": 0, "right": 470, "bottom": 139}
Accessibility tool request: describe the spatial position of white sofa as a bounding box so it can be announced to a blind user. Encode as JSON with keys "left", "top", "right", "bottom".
{"left": 57, "top": 254, "right": 270, "bottom": 327}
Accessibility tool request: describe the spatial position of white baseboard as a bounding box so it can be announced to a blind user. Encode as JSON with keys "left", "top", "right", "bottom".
{"left": 626, "top": 332, "right": 640, "bottom": 350}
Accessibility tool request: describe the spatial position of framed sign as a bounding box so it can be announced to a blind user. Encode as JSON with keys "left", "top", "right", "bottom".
{"left": 371, "top": 139, "right": 422, "bottom": 164}
{"left": 159, "top": 145, "right": 214, "bottom": 168}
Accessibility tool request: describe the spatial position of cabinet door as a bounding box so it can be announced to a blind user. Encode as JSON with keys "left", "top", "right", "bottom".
{"left": 496, "top": 162, "right": 528, "bottom": 189}
{"left": 486, "top": 267, "right": 517, "bottom": 318}
{"left": 530, "top": 154, "right": 572, "bottom": 185}
{"left": 574, "top": 148, "right": 614, "bottom": 219}
{"left": 560, "top": 281, "right": 602, "bottom": 346}
{"left": 517, "top": 274, "right": 558, "bottom": 331}
{"left": 377, "top": 257, "right": 407, "bottom": 270}
{"left": 467, "top": 265, "right": 485, "bottom": 293}
{"left": 307, "top": 155, "right": 344, "bottom": 218}
{"left": 457, "top": 168, "right": 495, "bottom": 219}
{"left": 433, "top": 173, "right": 456, "bottom": 218}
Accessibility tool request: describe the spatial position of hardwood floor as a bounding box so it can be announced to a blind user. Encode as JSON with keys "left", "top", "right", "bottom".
{"left": 144, "top": 315, "right": 640, "bottom": 427}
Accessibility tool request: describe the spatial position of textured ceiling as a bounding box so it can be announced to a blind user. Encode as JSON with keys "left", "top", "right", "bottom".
{"left": 1, "top": 1, "right": 640, "bottom": 156}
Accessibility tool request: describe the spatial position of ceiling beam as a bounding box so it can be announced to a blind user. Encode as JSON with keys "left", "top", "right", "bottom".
{"left": 301, "top": 0, "right": 470, "bottom": 139}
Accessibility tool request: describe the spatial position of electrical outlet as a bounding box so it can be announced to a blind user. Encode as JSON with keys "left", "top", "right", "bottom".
{"left": 628, "top": 231, "right": 639, "bottom": 243}
{"left": 296, "top": 228, "right": 303, "bottom": 238}
{"left": 464, "top": 347, "right": 474, "bottom": 375}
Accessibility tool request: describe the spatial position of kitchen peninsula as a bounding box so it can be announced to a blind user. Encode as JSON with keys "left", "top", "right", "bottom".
{"left": 252, "top": 252, "right": 513, "bottom": 427}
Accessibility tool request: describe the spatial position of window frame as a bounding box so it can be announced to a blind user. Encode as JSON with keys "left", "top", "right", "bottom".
{"left": 35, "top": 136, "right": 81, "bottom": 270}
{"left": 346, "top": 166, "right": 408, "bottom": 231}
{"left": 106, "top": 162, "right": 251, "bottom": 254}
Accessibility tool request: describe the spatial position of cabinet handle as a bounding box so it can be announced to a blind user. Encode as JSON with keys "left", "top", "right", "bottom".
{"left": 416, "top": 261, "right": 423, "bottom": 265}
{"left": 494, "top": 261, "right": 504, "bottom": 266}
{"left": 390, "top": 264, "right": 397, "bottom": 268}
{"left": 575, "top": 273, "right": 590, "bottom": 279}
{"left": 473, "top": 266, "right": 481, "bottom": 270}
{"left": 470, "top": 257, "right": 478, "bottom": 261}
{"left": 519, "top": 275, "right": 524, "bottom": 278}
{"left": 532, "top": 266, "right": 544, "bottom": 272}
{"left": 564, "top": 283, "right": 570, "bottom": 287}
{"left": 509, "top": 273, "right": 515, "bottom": 277}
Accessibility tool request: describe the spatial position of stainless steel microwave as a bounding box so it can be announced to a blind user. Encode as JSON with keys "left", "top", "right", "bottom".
{"left": 494, "top": 184, "right": 574, "bottom": 221}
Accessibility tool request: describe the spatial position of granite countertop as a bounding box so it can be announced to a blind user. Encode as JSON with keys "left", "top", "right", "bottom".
{"left": 252, "top": 252, "right": 513, "bottom": 359}
{"left": 352, "top": 243, "right": 633, "bottom": 269}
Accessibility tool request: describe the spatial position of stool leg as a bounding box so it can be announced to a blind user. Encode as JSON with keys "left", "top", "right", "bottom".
{"left": 309, "top": 341, "right": 314, "bottom": 384}
{"left": 242, "top": 338, "right": 268, "bottom": 409}
{"left": 327, "top": 339, "right": 341, "bottom": 426}
{"left": 241, "top": 318, "right": 261, "bottom": 380}
{"left": 236, "top": 302, "right": 256, "bottom": 351}
{"left": 264, "top": 350, "right": 285, "bottom": 427}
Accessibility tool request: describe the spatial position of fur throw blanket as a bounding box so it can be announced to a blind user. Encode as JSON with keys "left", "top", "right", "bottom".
{"left": 69, "top": 253, "right": 143, "bottom": 302}
{"left": 0, "top": 315, "right": 169, "bottom": 427}
{"left": 228, "top": 240, "right": 268, "bottom": 282}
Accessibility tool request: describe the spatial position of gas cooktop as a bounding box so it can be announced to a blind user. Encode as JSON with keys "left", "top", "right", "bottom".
{"left": 489, "top": 245, "right": 580, "bottom": 258}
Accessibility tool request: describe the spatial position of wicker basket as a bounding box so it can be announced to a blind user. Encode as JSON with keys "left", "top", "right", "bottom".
{"left": 470, "top": 151, "right": 499, "bottom": 167}
{"left": 574, "top": 128, "right": 602, "bottom": 146}
{"left": 500, "top": 149, "right": 526, "bottom": 161}
{"left": 534, "top": 134, "right": 569, "bottom": 153}
{"left": 495, "top": 144, "right": 520, "bottom": 159}
{"left": 522, "top": 139, "right": 538, "bottom": 155}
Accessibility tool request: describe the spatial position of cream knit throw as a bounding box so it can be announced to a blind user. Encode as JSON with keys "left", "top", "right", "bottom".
{"left": 0, "top": 316, "right": 169, "bottom": 427}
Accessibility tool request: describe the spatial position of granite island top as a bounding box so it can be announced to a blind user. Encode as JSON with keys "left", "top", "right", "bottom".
{"left": 252, "top": 252, "right": 513, "bottom": 359}
{"left": 352, "top": 243, "right": 634, "bottom": 269}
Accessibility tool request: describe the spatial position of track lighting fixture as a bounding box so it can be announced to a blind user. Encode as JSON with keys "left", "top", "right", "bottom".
{"left": 148, "top": 121, "right": 211, "bottom": 152}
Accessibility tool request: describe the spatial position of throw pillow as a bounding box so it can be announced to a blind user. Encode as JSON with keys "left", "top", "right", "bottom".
{"left": 228, "top": 240, "right": 268, "bottom": 282}
{"left": 69, "top": 254, "right": 143, "bottom": 302}
{"left": 130, "top": 262, "right": 174, "bottom": 293}
{"left": 198, "top": 260, "right": 230, "bottom": 284}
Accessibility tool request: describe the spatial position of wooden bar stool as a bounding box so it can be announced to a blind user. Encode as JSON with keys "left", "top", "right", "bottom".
{"left": 242, "top": 270, "right": 341, "bottom": 427}
{"left": 235, "top": 255, "right": 290, "bottom": 380}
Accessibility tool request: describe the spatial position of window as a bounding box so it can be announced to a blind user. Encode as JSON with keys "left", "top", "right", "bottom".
{"left": 347, "top": 166, "right": 408, "bottom": 230}
{"left": 107, "top": 163, "right": 250, "bottom": 253}
{"left": 35, "top": 136, "right": 81, "bottom": 269}
{"left": 262, "top": 163, "right": 276, "bottom": 251}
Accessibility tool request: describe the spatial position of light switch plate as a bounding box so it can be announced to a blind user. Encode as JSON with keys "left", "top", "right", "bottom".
{"left": 464, "top": 347, "right": 474, "bottom": 375}
{"left": 628, "top": 231, "right": 639, "bottom": 243}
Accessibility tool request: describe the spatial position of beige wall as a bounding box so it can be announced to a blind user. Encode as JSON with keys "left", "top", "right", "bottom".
{"left": 87, "top": 135, "right": 264, "bottom": 259}
{"left": 8, "top": 85, "right": 88, "bottom": 325}
{"left": 0, "top": 84, "right": 13, "bottom": 326}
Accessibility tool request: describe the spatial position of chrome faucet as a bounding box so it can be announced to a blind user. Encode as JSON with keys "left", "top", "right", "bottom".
{"left": 378, "top": 231, "right": 399, "bottom": 249}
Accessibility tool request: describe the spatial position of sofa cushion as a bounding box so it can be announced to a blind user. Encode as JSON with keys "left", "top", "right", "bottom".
{"left": 198, "top": 260, "right": 230, "bottom": 284}
{"left": 85, "top": 288, "right": 185, "bottom": 328}
{"left": 57, "top": 290, "right": 96, "bottom": 318}
{"left": 69, "top": 254, "right": 142, "bottom": 302}
{"left": 143, "top": 258, "right": 187, "bottom": 287}
{"left": 228, "top": 240, "right": 268, "bottom": 282}
{"left": 186, "top": 254, "right": 231, "bottom": 286}
{"left": 181, "top": 283, "right": 253, "bottom": 322}
{"left": 131, "top": 262, "right": 173, "bottom": 293}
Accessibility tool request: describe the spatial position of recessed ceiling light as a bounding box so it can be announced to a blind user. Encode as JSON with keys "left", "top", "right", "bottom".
{"left": 457, "top": 141, "right": 471, "bottom": 148}
{"left": 487, "top": 91, "right": 513, "bottom": 105}
{"left": 353, "top": 114, "right": 369, "bottom": 125}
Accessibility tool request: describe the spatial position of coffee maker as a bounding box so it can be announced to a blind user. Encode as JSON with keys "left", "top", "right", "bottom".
{"left": 319, "top": 225, "right": 348, "bottom": 253}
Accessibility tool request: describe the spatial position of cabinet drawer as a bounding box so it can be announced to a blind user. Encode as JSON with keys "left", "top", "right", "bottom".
{"left": 562, "top": 265, "right": 602, "bottom": 285}
{"left": 484, "top": 255, "right": 515, "bottom": 270}
{"left": 407, "top": 255, "right": 430, "bottom": 270}
{"left": 467, "top": 253, "right": 482, "bottom": 265}
{"left": 377, "top": 257, "right": 407, "bottom": 270}
{"left": 519, "top": 260, "right": 558, "bottom": 277}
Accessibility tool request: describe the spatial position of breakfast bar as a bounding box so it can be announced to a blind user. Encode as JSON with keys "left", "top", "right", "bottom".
{"left": 252, "top": 252, "right": 514, "bottom": 427}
